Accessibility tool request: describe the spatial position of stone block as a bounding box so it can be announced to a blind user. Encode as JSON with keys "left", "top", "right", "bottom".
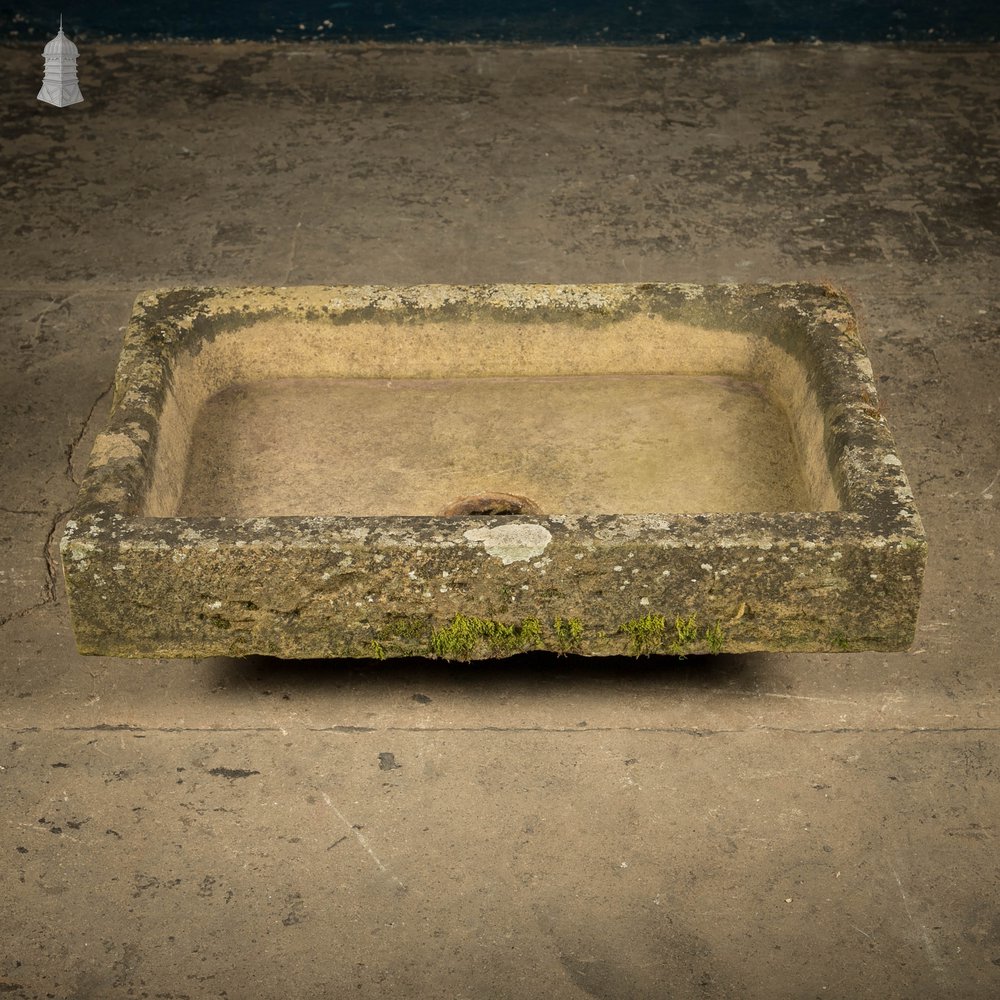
{"left": 61, "top": 283, "right": 926, "bottom": 658}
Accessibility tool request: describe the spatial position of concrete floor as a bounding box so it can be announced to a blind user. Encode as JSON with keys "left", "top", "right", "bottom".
{"left": 1, "top": 40, "right": 998, "bottom": 999}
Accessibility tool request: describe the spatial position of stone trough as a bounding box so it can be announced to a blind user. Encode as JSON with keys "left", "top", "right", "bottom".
{"left": 61, "top": 283, "right": 926, "bottom": 659}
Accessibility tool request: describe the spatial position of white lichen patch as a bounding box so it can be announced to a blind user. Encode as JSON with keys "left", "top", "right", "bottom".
{"left": 463, "top": 523, "right": 552, "bottom": 565}
{"left": 67, "top": 540, "right": 97, "bottom": 561}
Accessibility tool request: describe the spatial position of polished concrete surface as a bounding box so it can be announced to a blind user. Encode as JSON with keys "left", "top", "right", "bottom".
{"left": 1, "top": 41, "right": 998, "bottom": 999}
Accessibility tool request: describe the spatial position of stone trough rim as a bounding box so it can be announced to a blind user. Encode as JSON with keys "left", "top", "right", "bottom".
{"left": 60, "top": 281, "right": 927, "bottom": 659}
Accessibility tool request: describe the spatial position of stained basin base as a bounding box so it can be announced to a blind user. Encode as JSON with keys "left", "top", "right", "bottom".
{"left": 178, "top": 374, "right": 814, "bottom": 518}
{"left": 61, "top": 283, "right": 926, "bottom": 659}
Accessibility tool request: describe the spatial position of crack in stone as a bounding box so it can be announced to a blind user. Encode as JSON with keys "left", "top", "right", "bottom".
{"left": 41, "top": 507, "right": 72, "bottom": 604}
{"left": 0, "top": 375, "right": 120, "bottom": 631}
{"left": 0, "top": 375, "right": 112, "bottom": 631}
{"left": 0, "top": 600, "right": 51, "bottom": 630}
{"left": 66, "top": 377, "right": 115, "bottom": 487}
{"left": 0, "top": 506, "right": 74, "bottom": 630}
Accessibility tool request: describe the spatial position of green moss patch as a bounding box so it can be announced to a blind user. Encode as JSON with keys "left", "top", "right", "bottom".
{"left": 618, "top": 612, "right": 726, "bottom": 657}
{"left": 429, "top": 613, "right": 544, "bottom": 661}
{"left": 619, "top": 613, "right": 667, "bottom": 655}
{"left": 553, "top": 616, "right": 585, "bottom": 652}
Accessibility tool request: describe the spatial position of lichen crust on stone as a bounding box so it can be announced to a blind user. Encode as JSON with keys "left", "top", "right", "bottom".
{"left": 61, "top": 282, "right": 926, "bottom": 659}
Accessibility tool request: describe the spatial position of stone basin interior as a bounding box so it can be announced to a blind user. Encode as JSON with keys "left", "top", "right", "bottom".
{"left": 143, "top": 314, "right": 843, "bottom": 518}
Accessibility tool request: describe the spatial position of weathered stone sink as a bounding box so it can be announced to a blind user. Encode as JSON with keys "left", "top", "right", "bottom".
{"left": 61, "top": 283, "right": 926, "bottom": 659}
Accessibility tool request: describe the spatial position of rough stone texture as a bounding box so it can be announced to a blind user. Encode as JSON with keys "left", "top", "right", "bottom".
{"left": 1, "top": 41, "right": 998, "bottom": 1000}
{"left": 61, "top": 282, "right": 925, "bottom": 658}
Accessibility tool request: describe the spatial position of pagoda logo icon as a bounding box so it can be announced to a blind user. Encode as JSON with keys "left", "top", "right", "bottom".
{"left": 38, "top": 16, "right": 84, "bottom": 108}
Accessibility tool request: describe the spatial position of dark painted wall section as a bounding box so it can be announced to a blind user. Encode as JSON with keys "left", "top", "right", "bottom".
{"left": 2, "top": 0, "right": 998, "bottom": 43}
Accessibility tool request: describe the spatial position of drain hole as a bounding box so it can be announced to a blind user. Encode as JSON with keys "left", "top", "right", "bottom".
{"left": 437, "top": 492, "right": 543, "bottom": 516}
